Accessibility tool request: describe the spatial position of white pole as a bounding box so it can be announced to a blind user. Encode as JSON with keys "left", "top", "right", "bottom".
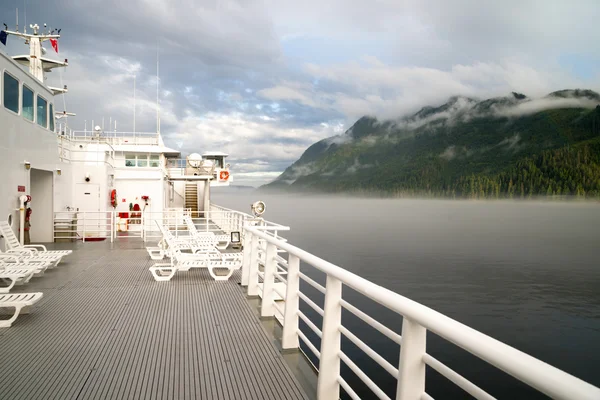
{"left": 156, "top": 42, "right": 160, "bottom": 134}
{"left": 19, "top": 196, "right": 26, "bottom": 245}
{"left": 133, "top": 75, "right": 136, "bottom": 134}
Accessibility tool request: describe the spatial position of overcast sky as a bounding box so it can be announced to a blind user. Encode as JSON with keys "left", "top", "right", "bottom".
{"left": 1, "top": 0, "right": 599, "bottom": 186}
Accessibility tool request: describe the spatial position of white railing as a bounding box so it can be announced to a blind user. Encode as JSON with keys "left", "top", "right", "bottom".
{"left": 68, "top": 130, "right": 160, "bottom": 146}
{"left": 52, "top": 211, "right": 114, "bottom": 242}
{"left": 242, "top": 225, "right": 600, "bottom": 400}
{"left": 210, "top": 204, "right": 290, "bottom": 240}
{"left": 53, "top": 205, "right": 282, "bottom": 244}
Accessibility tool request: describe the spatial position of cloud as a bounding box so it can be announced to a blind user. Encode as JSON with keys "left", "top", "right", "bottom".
{"left": 260, "top": 59, "right": 593, "bottom": 121}
{"left": 3, "top": 0, "right": 600, "bottom": 187}
{"left": 492, "top": 97, "right": 599, "bottom": 117}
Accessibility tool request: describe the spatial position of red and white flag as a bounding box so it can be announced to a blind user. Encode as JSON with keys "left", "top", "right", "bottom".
{"left": 49, "top": 38, "right": 58, "bottom": 53}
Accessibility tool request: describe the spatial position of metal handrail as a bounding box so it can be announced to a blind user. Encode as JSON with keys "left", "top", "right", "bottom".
{"left": 243, "top": 225, "right": 600, "bottom": 400}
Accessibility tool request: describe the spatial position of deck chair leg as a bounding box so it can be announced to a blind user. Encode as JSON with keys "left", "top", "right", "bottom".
{"left": 208, "top": 267, "right": 233, "bottom": 281}
{"left": 0, "top": 278, "right": 16, "bottom": 294}
{"left": 0, "top": 306, "right": 22, "bottom": 328}
{"left": 149, "top": 265, "right": 176, "bottom": 281}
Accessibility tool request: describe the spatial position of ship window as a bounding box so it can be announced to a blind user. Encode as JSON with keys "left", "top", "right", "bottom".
{"left": 37, "top": 95, "right": 48, "bottom": 128}
{"left": 137, "top": 155, "right": 148, "bottom": 167}
{"left": 125, "top": 154, "right": 136, "bottom": 167}
{"left": 22, "top": 85, "right": 34, "bottom": 121}
{"left": 149, "top": 155, "right": 160, "bottom": 167}
{"left": 3, "top": 72, "right": 19, "bottom": 114}
{"left": 49, "top": 103, "right": 55, "bottom": 132}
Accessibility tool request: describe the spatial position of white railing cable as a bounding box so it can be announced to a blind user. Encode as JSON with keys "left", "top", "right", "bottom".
{"left": 339, "top": 325, "right": 399, "bottom": 377}
{"left": 422, "top": 353, "right": 495, "bottom": 400}
{"left": 339, "top": 351, "right": 392, "bottom": 400}
{"left": 298, "top": 329, "right": 321, "bottom": 358}
{"left": 340, "top": 299, "right": 403, "bottom": 345}
{"left": 299, "top": 272, "right": 327, "bottom": 294}
{"left": 245, "top": 225, "right": 600, "bottom": 400}
{"left": 275, "top": 254, "right": 288, "bottom": 266}
{"left": 273, "top": 272, "right": 287, "bottom": 284}
{"left": 298, "top": 311, "right": 323, "bottom": 339}
{"left": 338, "top": 376, "right": 362, "bottom": 400}
{"left": 298, "top": 291, "right": 324, "bottom": 317}
{"left": 273, "top": 301, "right": 285, "bottom": 318}
{"left": 272, "top": 284, "right": 286, "bottom": 299}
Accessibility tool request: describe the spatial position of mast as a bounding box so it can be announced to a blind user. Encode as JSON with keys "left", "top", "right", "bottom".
{"left": 156, "top": 42, "right": 160, "bottom": 134}
{"left": 3, "top": 23, "right": 61, "bottom": 82}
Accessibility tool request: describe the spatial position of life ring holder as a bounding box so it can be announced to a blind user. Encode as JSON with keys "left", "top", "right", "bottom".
{"left": 110, "top": 189, "right": 118, "bottom": 208}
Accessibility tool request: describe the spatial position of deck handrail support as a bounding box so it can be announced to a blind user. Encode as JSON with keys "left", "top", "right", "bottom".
{"left": 317, "top": 275, "right": 343, "bottom": 399}
{"left": 241, "top": 229, "right": 252, "bottom": 286}
{"left": 260, "top": 242, "right": 277, "bottom": 317}
{"left": 282, "top": 254, "right": 300, "bottom": 349}
{"left": 396, "top": 318, "right": 427, "bottom": 399}
{"left": 247, "top": 233, "right": 260, "bottom": 296}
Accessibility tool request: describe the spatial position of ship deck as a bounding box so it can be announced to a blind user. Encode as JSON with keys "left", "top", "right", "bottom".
{"left": 0, "top": 241, "right": 311, "bottom": 400}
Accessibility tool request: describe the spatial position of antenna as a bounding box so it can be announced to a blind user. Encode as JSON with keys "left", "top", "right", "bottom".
{"left": 23, "top": 0, "right": 26, "bottom": 33}
{"left": 16, "top": 8, "right": 18, "bottom": 32}
{"left": 156, "top": 41, "right": 160, "bottom": 134}
{"left": 133, "top": 74, "right": 136, "bottom": 133}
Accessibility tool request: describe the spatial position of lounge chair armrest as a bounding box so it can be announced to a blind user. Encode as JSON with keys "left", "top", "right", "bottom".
{"left": 23, "top": 244, "right": 47, "bottom": 251}
{"left": 6, "top": 248, "right": 35, "bottom": 254}
{"left": 0, "top": 253, "right": 21, "bottom": 261}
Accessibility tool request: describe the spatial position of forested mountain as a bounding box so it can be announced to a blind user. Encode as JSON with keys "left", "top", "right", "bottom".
{"left": 262, "top": 90, "right": 600, "bottom": 199}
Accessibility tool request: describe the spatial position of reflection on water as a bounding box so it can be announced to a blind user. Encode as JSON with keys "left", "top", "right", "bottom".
{"left": 213, "top": 192, "right": 600, "bottom": 399}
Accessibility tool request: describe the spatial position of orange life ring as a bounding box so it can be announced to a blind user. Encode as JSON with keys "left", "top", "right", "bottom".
{"left": 219, "top": 170, "right": 230, "bottom": 180}
{"left": 110, "top": 189, "right": 117, "bottom": 208}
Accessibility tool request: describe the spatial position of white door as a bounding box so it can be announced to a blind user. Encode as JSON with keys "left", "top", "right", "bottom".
{"left": 74, "top": 184, "right": 102, "bottom": 238}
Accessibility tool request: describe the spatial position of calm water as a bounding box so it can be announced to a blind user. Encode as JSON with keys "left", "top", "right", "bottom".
{"left": 213, "top": 191, "right": 600, "bottom": 399}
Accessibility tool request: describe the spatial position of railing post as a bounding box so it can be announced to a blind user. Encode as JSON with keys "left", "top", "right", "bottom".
{"left": 260, "top": 242, "right": 277, "bottom": 317}
{"left": 247, "top": 233, "right": 260, "bottom": 296}
{"left": 142, "top": 212, "right": 146, "bottom": 242}
{"left": 241, "top": 229, "right": 252, "bottom": 286}
{"left": 110, "top": 211, "right": 114, "bottom": 243}
{"left": 317, "top": 275, "right": 342, "bottom": 399}
{"left": 396, "top": 318, "right": 427, "bottom": 400}
{"left": 282, "top": 254, "right": 300, "bottom": 349}
{"left": 83, "top": 212, "right": 86, "bottom": 243}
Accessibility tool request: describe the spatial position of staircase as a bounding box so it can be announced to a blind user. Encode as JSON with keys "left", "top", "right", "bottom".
{"left": 185, "top": 183, "right": 199, "bottom": 217}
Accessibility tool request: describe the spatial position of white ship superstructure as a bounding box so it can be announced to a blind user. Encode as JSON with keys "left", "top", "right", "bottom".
{"left": 0, "top": 20, "right": 599, "bottom": 400}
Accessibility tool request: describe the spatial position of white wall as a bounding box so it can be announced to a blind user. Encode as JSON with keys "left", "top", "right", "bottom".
{"left": 0, "top": 52, "right": 61, "bottom": 248}
{"left": 29, "top": 168, "right": 54, "bottom": 242}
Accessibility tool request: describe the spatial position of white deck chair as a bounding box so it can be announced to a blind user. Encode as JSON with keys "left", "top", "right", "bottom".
{"left": 0, "top": 266, "right": 36, "bottom": 293}
{"left": 0, "top": 292, "right": 43, "bottom": 327}
{"left": 0, "top": 221, "right": 72, "bottom": 260}
{"left": 184, "top": 216, "right": 230, "bottom": 250}
{"left": 146, "top": 221, "right": 218, "bottom": 260}
{"left": 149, "top": 224, "right": 242, "bottom": 282}
{"left": 0, "top": 253, "right": 51, "bottom": 274}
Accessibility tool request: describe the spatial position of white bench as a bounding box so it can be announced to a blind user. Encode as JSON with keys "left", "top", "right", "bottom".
{"left": 0, "top": 292, "right": 43, "bottom": 327}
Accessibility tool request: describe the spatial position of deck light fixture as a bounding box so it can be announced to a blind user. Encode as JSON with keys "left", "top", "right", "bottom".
{"left": 56, "top": 168, "right": 62, "bottom": 176}
{"left": 231, "top": 231, "right": 241, "bottom": 249}
{"left": 251, "top": 201, "right": 266, "bottom": 217}
{"left": 24, "top": 161, "right": 31, "bottom": 170}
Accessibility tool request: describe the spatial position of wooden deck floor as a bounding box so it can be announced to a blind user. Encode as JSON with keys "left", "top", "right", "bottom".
{"left": 0, "top": 242, "right": 309, "bottom": 400}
